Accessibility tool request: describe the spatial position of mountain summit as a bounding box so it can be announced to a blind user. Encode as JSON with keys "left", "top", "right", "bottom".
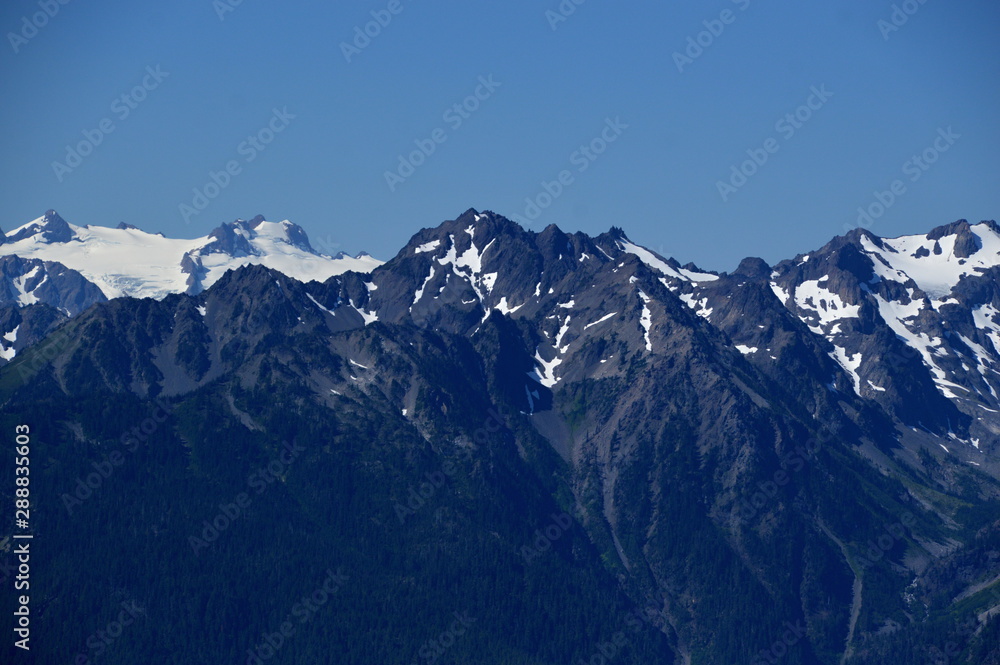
{"left": 0, "top": 211, "right": 381, "bottom": 301}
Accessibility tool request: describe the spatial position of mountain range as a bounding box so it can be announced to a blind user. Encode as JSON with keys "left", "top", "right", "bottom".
{"left": 0, "top": 209, "right": 378, "bottom": 303}
{"left": 1, "top": 207, "right": 998, "bottom": 664}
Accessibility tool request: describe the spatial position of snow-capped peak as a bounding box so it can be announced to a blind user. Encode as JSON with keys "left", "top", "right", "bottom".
{"left": 1, "top": 212, "right": 382, "bottom": 300}
{"left": 855, "top": 220, "right": 1000, "bottom": 301}
{"left": 4, "top": 209, "right": 76, "bottom": 244}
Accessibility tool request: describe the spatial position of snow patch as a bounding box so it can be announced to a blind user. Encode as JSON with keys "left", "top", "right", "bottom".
{"left": 770, "top": 282, "right": 791, "bottom": 305}
{"left": 529, "top": 350, "right": 563, "bottom": 388}
{"left": 307, "top": 294, "right": 335, "bottom": 316}
{"left": 830, "top": 346, "right": 863, "bottom": 395}
{"left": 638, "top": 291, "right": 653, "bottom": 352}
{"left": 495, "top": 297, "right": 523, "bottom": 315}
{"left": 584, "top": 312, "right": 618, "bottom": 330}
{"left": 792, "top": 279, "right": 861, "bottom": 333}
{"left": 555, "top": 316, "right": 572, "bottom": 353}
{"left": 414, "top": 240, "right": 441, "bottom": 254}
{"left": 413, "top": 266, "right": 437, "bottom": 305}
{"left": 618, "top": 240, "right": 717, "bottom": 282}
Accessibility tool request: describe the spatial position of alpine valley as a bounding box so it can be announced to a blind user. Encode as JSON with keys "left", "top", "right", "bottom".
{"left": 2, "top": 208, "right": 999, "bottom": 664}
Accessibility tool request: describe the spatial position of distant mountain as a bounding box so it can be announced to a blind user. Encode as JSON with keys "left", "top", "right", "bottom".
{"left": 2, "top": 208, "right": 999, "bottom": 665}
{"left": 0, "top": 210, "right": 381, "bottom": 302}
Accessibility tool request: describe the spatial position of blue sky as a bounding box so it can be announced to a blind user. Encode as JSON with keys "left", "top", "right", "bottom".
{"left": 1, "top": 0, "right": 997, "bottom": 271}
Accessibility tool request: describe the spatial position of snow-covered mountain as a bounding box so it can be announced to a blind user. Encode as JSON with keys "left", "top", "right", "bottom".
{"left": 668, "top": 218, "right": 1000, "bottom": 466}
{"left": 5, "top": 207, "right": 1000, "bottom": 664}
{"left": 6, "top": 208, "right": 1000, "bottom": 459}
{"left": 0, "top": 210, "right": 381, "bottom": 301}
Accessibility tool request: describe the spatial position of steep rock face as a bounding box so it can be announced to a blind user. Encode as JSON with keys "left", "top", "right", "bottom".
{"left": 0, "top": 255, "right": 106, "bottom": 317}
{"left": 2, "top": 209, "right": 1000, "bottom": 664}
{"left": 5, "top": 209, "right": 76, "bottom": 243}
{"left": 670, "top": 221, "right": 1000, "bottom": 458}
{"left": 0, "top": 302, "right": 67, "bottom": 365}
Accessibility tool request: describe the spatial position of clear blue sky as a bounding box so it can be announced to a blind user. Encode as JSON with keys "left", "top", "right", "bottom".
{"left": 1, "top": 0, "right": 997, "bottom": 271}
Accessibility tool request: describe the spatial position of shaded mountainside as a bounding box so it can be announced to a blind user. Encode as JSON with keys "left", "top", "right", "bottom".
{"left": 0, "top": 254, "right": 106, "bottom": 316}
{"left": 1, "top": 208, "right": 1000, "bottom": 664}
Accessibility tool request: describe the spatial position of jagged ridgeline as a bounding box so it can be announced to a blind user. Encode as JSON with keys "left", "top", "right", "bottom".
{"left": 1, "top": 208, "right": 999, "bottom": 664}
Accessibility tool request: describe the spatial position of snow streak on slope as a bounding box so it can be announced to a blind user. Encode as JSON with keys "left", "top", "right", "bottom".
{"left": 973, "top": 305, "right": 1000, "bottom": 358}
{"left": 617, "top": 239, "right": 719, "bottom": 283}
{"left": 637, "top": 291, "right": 653, "bottom": 352}
{"left": 871, "top": 292, "right": 967, "bottom": 399}
{"left": 830, "top": 346, "right": 863, "bottom": 395}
